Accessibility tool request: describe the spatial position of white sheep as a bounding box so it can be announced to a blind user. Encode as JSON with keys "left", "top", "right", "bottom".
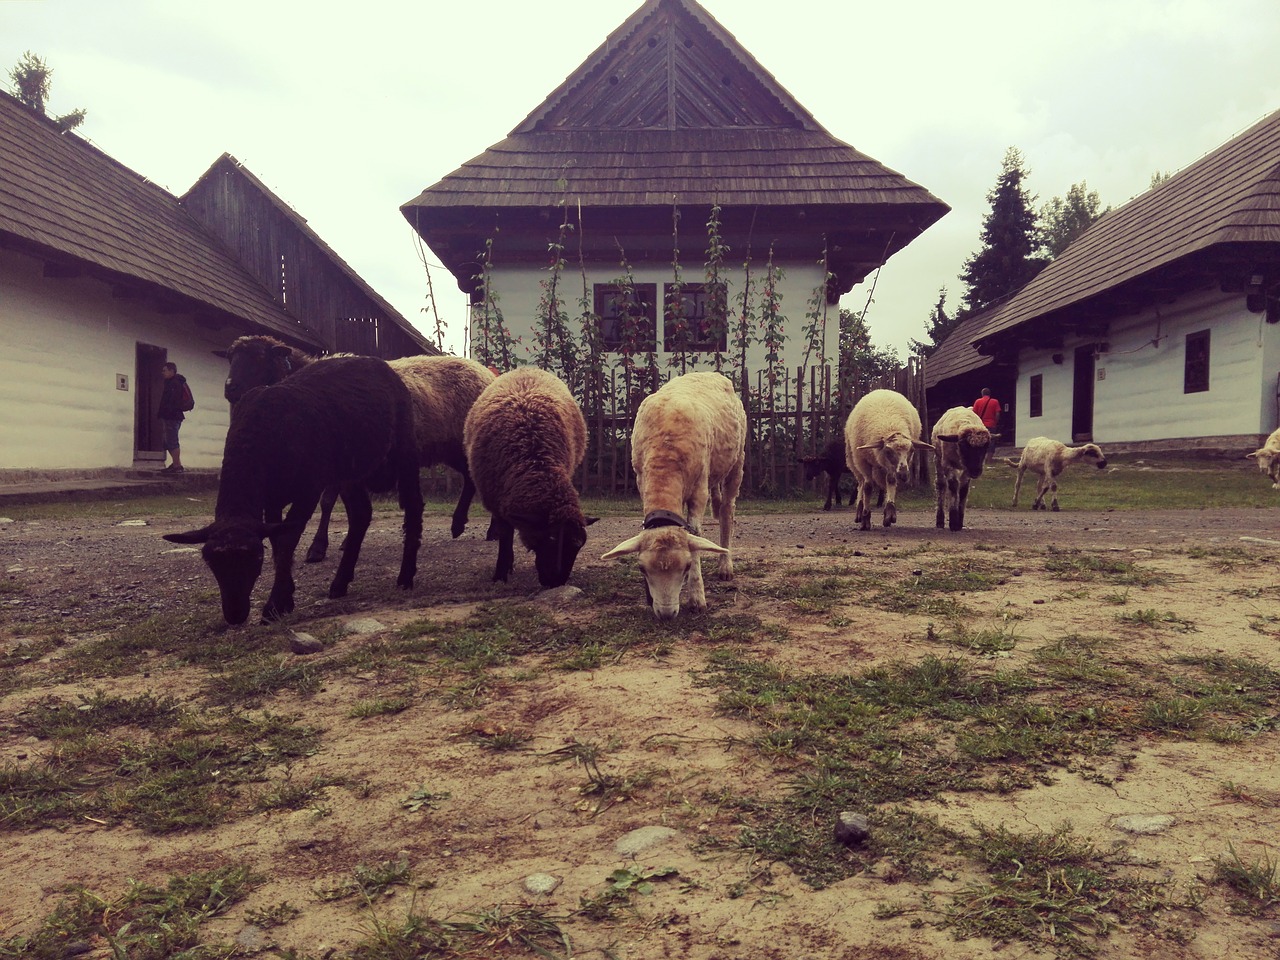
{"left": 844, "top": 389, "right": 933, "bottom": 530}
{"left": 931, "top": 406, "right": 991, "bottom": 531}
{"left": 601, "top": 371, "right": 746, "bottom": 620}
{"left": 1008, "top": 437, "right": 1108, "bottom": 511}
{"left": 1246, "top": 427, "right": 1280, "bottom": 489}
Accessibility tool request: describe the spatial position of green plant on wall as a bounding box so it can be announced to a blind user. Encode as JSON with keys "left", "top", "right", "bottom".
{"left": 665, "top": 201, "right": 696, "bottom": 374}
{"left": 533, "top": 189, "right": 580, "bottom": 388}
{"left": 800, "top": 241, "right": 831, "bottom": 376}
{"left": 704, "top": 202, "right": 731, "bottom": 375}
{"left": 759, "top": 243, "right": 787, "bottom": 410}
{"left": 471, "top": 236, "right": 519, "bottom": 372}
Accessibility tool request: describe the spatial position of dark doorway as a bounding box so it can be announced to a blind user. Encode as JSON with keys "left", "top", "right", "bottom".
{"left": 1071, "top": 344, "right": 1096, "bottom": 442}
{"left": 135, "top": 343, "right": 167, "bottom": 462}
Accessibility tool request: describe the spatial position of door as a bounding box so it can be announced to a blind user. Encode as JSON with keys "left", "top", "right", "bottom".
{"left": 134, "top": 343, "right": 167, "bottom": 461}
{"left": 1071, "top": 344, "right": 1096, "bottom": 442}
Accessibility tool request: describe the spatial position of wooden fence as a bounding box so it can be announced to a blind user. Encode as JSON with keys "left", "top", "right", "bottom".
{"left": 423, "top": 360, "right": 926, "bottom": 500}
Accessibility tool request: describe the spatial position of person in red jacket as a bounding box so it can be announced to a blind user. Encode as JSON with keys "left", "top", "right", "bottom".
{"left": 972, "top": 387, "right": 1001, "bottom": 463}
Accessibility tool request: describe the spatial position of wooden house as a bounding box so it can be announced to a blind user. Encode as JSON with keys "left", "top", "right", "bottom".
{"left": 402, "top": 0, "right": 947, "bottom": 394}
{"left": 925, "top": 108, "right": 1280, "bottom": 454}
{"left": 0, "top": 90, "right": 433, "bottom": 473}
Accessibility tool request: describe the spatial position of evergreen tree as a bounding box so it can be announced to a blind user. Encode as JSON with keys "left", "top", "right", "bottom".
{"left": 8, "top": 51, "right": 86, "bottom": 132}
{"left": 910, "top": 286, "right": 957, "bottom": 358}
{"left": 1040, "top": 181, "right": 1107, "bottom": 258}
{"left": 838, "top": 308, "right": 899, "bottom": 409}
{"left": 958, "top": 147, "right": 1046, "bottom": 315}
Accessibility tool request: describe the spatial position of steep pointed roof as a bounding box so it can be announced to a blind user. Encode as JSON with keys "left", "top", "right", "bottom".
{"left": 0, "top": 90, "right": 321, "bottom": 349}
{"left": 403, "top": 0, "right": 948, "bottom": 297}
{"left": 967, "top": 107, "right": 1280, "bottom": 356}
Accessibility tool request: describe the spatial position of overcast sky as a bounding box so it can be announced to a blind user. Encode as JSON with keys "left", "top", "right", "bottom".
{"left": 5, "top": 0, "right": 1277, "bottom": 359}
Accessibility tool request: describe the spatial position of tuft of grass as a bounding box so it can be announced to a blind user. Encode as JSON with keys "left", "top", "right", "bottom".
{"left": 1214, "top": 843, "right": 1280, "bottom": 915}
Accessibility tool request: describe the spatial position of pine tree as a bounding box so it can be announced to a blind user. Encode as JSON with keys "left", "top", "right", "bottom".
{"left": 1040, "top": 181, "right": 1107, "bottom": 259}
{"left": 910, "top": 286, "right": 957, "bottom": 358}
{"left": 958, "top": 147, "right": 1046, "bottom": 315}
{"left": 8, "top": 51, "right": 86, "bottom": 133}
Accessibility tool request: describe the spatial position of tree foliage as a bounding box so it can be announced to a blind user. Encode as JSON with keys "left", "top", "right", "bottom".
{"left": 838, "top": 308, "right": 899, "bottom": 409}
{"left": 1040, "top": 181, "right": 1107, "bottom": 259}
{"left": 8, "top": 51, "right": 85, "bottom": 133}
{"left": 910, "top": 286, "right": 957, "bottom": 359}
{"left": 958, "top": 147, "right": 1046, "bottom": 315}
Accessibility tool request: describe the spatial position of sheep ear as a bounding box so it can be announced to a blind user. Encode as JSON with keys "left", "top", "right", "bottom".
{"left": 1246, "top": 451, "right": 1259, "bottom": 459}
{"left": 912, "top": 440, "right": 936, "bottom": 451}
{"left": 584, "top": 516, "right": 600, "bottom": 526}
{"left": 688, "top": 534, "right": 729, "bottom": 556}
{"left": 935, "top": 434, "right": 960, "bottom": 443}
{"left": 601, "top": 534, "right": 645, "bottom": 561}
{"left": 855, "top": 441, "right": 884, "bottom": 451}
{"left": 163, "top": 526, "right": 211, "bottom": 544}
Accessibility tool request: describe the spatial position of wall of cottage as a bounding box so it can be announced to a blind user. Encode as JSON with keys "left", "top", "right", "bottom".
{"left": 1015, "top": 287, "right": 1280, "bottom": 447}
{"left": 0, "top": 247, "right": 233, "bottom": 471}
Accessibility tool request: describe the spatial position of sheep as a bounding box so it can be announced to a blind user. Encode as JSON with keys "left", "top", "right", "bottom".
{"left": 799, "top": 438, "right": 853, "bottom": 510}
{"left": 1007, "top": 437, "right": 1108, "bottom": 511}
{"left": 219, "top": 337, "right": 494, "bottom": 555}
{"left": 1246, "top": 427, "right": 1280, "bottom": 489}
{"left": 844, "top": 389, "right": 934, "bottom": 531}
{"left": 164, "top": 355, "right": 422, "bottom": 625}
{"left": 464, "top": 367, "right": 597, "bottom": 588}
{"left": 600, "top": 371, "right": 746, "bottom": 620}
{"left": 930, "top": 406, "right": 991, "bottom": 532}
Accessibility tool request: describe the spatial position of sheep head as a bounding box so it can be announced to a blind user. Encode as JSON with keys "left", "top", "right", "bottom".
{"left": 935, "top": 427, "right": 991, "bottom": 477}
{"left": 1080, "top": 444, "right": 1108, "bottom": 469}
{"left": 512, "top": 511, "right": 598, "bottom": 588}
{"left": 164, "top": 519, "right": 275, "bottom": 625}
{"left": 601, "top": 525, "right": 727, "bottom": 621}
{"left": 1246, "top": 445, "right": 1280, "bottom": 485}
{"left": 799, "top": 455, "right": 825, "bottom": 481}
{"left": 858, "top": 434, "right": 934, "bottom": 484}
{"left": 223, "top": 337, "right": 296, "bottom": 404}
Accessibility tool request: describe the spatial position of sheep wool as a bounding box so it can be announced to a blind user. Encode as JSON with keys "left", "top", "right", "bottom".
{"left": 844, "top": 389, "right": 934, "bottom": 531}
{"left": 1247, "top": 426, "right": 1280, "bottom": 489}
{"left": 930, "top": 405, "right": 992, "bottom": 532}
{"left": 601, "top": 371, "right": 746, "bottom": 620}
{"left": 464, "top": 367, "right": 593, "bottom": 588}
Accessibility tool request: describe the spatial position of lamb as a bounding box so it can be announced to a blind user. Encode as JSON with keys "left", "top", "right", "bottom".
{"left": 1246, "top": 427, "right": 1280, "bottom": 489}
{"left": 799, "top": 438, "right": 853, "bottom": 510}
{"left": 464, "top": 367, "right": 597, "bottom": 588}
{"left": 601, "top": 371, "right": 746, "bottom": 620}
{"left": 220, "top": 337, "right": 494, "bottom": 553}
{"left": 164, "top": 355, "right": 423, "bottom": 625}
{"left": 930, "top": 406, "right": 992, "bottom": 532}
{"left": 1007, "top": 437, "right": 1108, "bottom": 511}
{"left": 844, "top": 389, "right": 934, "bottom": 531}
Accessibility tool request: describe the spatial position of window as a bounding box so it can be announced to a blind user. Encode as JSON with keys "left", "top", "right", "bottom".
{"left": 1184, "top": 329, "right": 1210, "bottom": 393}
{"left": 663, "top": 282, "right": 728, "bottom": 352}
{"left": 1029, "top": 374, "right": 1043, "bottom": 418}
{"left": 594, "top": 283, "right": 656, "bottom": 352}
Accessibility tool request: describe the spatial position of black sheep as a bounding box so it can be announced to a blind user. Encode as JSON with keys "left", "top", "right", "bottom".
{"left": 799, "top": 438, "right": 854, "bottom": 510}
{"left": 165, "top": 356, "right": 423, "bottom": 624}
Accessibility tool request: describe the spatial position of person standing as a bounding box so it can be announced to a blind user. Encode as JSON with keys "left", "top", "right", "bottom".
{"left": 973, "top": 387, "right": 1001, "bottom": 463}
{"left": 157, "top": 361, "right": 188, "bottom": 473}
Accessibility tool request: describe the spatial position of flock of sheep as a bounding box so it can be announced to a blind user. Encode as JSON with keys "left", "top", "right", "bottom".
{"left": 168, "top": 336, "right": 1280, "bottom": 626}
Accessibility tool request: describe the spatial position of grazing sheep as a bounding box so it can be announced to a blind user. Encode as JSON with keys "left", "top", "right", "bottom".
{"left": 464, "top": 367, "right": 596, "bottom": 588}
{"left": 601, "top": 372, "right": 746, "bottom": 620}
{"left": 220, "top": 337, "right": 494, "bottom": 555}
{"left": 931, "top": 406, "right": 991, "bottom": 532}
{"left": 844, "top": 389, "right": 934, "bottom": 531}
{"left": 1247, "top": 427, "right": 1280, "bottom": 489}
{"left": 164, "top": 356, "right": 422, "bottom": 625}
{"left": 800, "top": 438, "right": 853, "bottom": 510}
{"left": 1007, "top": 437, "right": 1108, "bottom": 511}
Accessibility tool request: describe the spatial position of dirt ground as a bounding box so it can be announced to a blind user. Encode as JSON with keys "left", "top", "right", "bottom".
{"left": 2, "top": 497, "right": 1280, "bottom": 959}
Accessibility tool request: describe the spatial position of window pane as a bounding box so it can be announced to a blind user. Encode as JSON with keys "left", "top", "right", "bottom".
{"left": 594, "top": 283, "right": 657, "bottom": 352}
{"left": 1184, "top": 330, "right": 1210, "bottom": 393}
{"left": 1029, "top": 374, "right": 1043, "bottom": 418}
{"left": 663, "top": 282, "right": 728, "bottom": 352}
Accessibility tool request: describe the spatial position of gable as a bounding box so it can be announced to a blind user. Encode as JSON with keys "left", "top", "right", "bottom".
{"left": 518, "top": 0, "right": 816, "bottom": 132}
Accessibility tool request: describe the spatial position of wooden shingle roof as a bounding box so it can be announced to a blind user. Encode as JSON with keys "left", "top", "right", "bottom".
{"left": 0, "top": 90, "right": 323, "bottom": 349}
{"left": 968, "top": 107, "right": 1280, "bottom": 355}
{"left": 403, "top": 0, "right": 948, "bottom": 296}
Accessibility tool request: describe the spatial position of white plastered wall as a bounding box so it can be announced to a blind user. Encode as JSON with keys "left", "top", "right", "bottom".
{"left": 0, "top": 248, "right": 233, "bottom": 470}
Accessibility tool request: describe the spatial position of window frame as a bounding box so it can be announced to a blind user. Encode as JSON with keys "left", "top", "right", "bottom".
{"left": 594, "top": 283, "right": 657, "bottom": 353}
{"left": 1183, "top": 329, "right": 1210, "bottom": 394}
{"left": 662, "top": 282, "right": 728, "bottom": 353}
{"left": 1029, "top": 373, "right": 1043, "bottom": 418}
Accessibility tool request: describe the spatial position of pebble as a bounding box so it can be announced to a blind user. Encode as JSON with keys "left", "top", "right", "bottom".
{"left": 615, "top": 825, "right": 676, "bottom": 856}
{"left": 117, "top": 519, "right": 148, "bottom": 526}
{"left": 523, "top": 873, "right": 562, "bottom": 894}
{"left": 534, "top": 585, "right": 585, "bottom": 605}
{"left": 834, "top": 811, "right": 871, "bottom": 847}
{"left": 344, "top": 618, "right": 386, "bottom": 636}
{"left": 1112, "top": 814, "right": 1175, "bottom": 835}
{"left": 290, "top": 632, "right": 324, "bottom": 655}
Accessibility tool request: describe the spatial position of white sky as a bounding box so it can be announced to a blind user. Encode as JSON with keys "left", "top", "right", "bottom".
{"left": 4, "top": 0, "right": 1277, "bottom": 359}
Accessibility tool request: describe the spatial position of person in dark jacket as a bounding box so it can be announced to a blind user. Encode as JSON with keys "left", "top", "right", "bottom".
{"left": 157, "top": 362, "right": 188, "bottom": 473}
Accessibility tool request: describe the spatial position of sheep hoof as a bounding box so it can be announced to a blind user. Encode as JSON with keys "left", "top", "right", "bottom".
{"left": 305, "top": 546, "right": 327, "bottom": 563}
{"left": 1051, "top": 503, "right": 1060, "bottom": 512}
{"left": 450, "top": 518, "right": 467, "bottom": 539}
{"left": 328, "top": 583, "right": 349, "bottom": 599}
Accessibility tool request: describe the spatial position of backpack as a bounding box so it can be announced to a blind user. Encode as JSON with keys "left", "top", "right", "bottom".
{"left": 180, "top": 380, "right": 195, "bottom": 412}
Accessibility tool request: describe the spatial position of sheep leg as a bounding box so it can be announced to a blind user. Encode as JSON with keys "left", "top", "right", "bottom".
{"left": 685, "top": 493, "right": 710, "bottom": 610}
{"left": 1033, "top": 474, "right": 1051, "bottom": 510}
{"left": 951, "top": 477, "right": 968, "bottom": 531}
{"left": 855, "top": 482, "right": 872, "bottom": 531}
{"left": 305, "top": 485, "right": 341, "bottom": 563}
{"left": 262, "top": 494, "right": 321, "bottom": 621}
{"left": 396, "top": 458, "right": 424, "bottom": 589}
{"left": 882, "top": 478, "right": 898, "bottom": 528}
{"left": 1049, "top": 478, "right": 1060, "bottom": 511}
{"left": 717, "top": 461, "right": 743, "bottom": 581}
{"left": 934, "top": 456, "right": 947, "bottom": 529}
{"left": 450, "top": 469, "right": 477, "bottom": 539}
{"left": 492, "top": 517, "right": 516, "bottom": 582}
{"left": 328, "top": 485, "right": 373, "bottom": 599}
{"left": 1012, "top": 466, "right": 1026, "bottom": 508}
{"left": 823, "top": 473, "right": 835, "bottom": 510}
